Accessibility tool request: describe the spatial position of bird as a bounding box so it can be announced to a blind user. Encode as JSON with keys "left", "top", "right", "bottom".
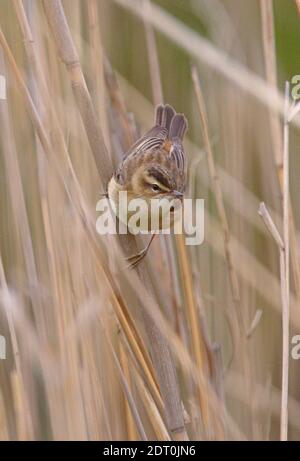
{"left": 107, "top": 104, "right": 188, "bottom": 267}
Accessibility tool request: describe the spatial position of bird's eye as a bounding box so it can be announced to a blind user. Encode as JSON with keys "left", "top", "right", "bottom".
{"left": 151, "top": 184, "right": 160, "bottom": 192}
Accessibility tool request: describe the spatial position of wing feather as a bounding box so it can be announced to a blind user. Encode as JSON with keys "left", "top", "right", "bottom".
{"left": 123, "top": 125, "right": 168, "bottom": 160}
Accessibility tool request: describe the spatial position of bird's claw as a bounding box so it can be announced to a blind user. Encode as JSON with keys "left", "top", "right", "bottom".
{"left": 125, "top": 248, "right": 148, "bottom": 269}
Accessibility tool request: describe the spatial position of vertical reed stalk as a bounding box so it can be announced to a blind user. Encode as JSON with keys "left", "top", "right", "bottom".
{"left": 260, "top": 0, "right": 300, "bottom": 299}
{"left": 258, "top": 198, "right": 290, "bottom": 440}
{"left": 87, "top": 0, "right": 111, "bottom": 154}
{"left": 258, "top": 202, "right": 289, "bottom": 440}
{"left": 142, "top": 0, "right": 163, "bottom": 106}
{"left": 281, "top": 82, "right": 290, "bottom": 441}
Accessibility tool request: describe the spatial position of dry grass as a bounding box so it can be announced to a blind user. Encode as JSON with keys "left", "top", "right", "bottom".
{"left": 0, "top": 0, "right": 299, "bottom": 441}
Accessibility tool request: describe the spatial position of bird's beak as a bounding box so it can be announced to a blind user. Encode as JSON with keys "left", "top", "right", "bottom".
{"left": 172, "top": 190, "right": 183, "bottom": 198}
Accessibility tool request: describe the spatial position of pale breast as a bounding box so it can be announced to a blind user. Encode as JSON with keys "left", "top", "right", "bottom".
{"left": 108, "top": 175, "right": 181, "bottom": 233}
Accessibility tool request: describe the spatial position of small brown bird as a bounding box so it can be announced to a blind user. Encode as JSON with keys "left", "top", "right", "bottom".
{"left": 108, "top": 104, "right": 188, "bottom": 266}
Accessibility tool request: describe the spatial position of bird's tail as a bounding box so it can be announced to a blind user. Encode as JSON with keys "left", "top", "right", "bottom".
{"left": 155, "top": 104, "right": 188, "bottom": 140}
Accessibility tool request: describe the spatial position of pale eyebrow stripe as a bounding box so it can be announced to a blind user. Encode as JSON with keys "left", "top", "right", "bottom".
{"left": 145, "top": 174, "right": 170, "bottom": 191}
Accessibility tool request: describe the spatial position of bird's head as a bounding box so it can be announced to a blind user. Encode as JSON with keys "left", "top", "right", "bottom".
{"left": 130, "top": 164, "right": 183, "bottom": 200}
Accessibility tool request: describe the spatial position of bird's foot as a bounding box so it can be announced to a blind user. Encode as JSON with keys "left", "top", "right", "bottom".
{"left": 125, "top": 247, "right": 149, "bottom": 269}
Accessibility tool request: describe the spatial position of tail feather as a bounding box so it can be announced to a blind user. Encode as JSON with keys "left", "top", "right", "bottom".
{"left": 155, "top": 104, "right": 164, "bottom": 126}
{"left": 155, "top": 104, "right": 175, "bottom": 130}
{"left": 169, "top": 113, "right": 188, "bottom": 140}
{"left": 161, "top": 104, "right": 175, "bottom": 130}
{"left": 155, "top": 104, "right": 187, "bottom": 140}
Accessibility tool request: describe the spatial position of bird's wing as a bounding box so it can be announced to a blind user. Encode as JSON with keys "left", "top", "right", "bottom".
{"left": 123, "top": 125, "right": 168, "bottom": 159}
{"left": 114, "top": 125, "right": 168, "bottom": 185}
